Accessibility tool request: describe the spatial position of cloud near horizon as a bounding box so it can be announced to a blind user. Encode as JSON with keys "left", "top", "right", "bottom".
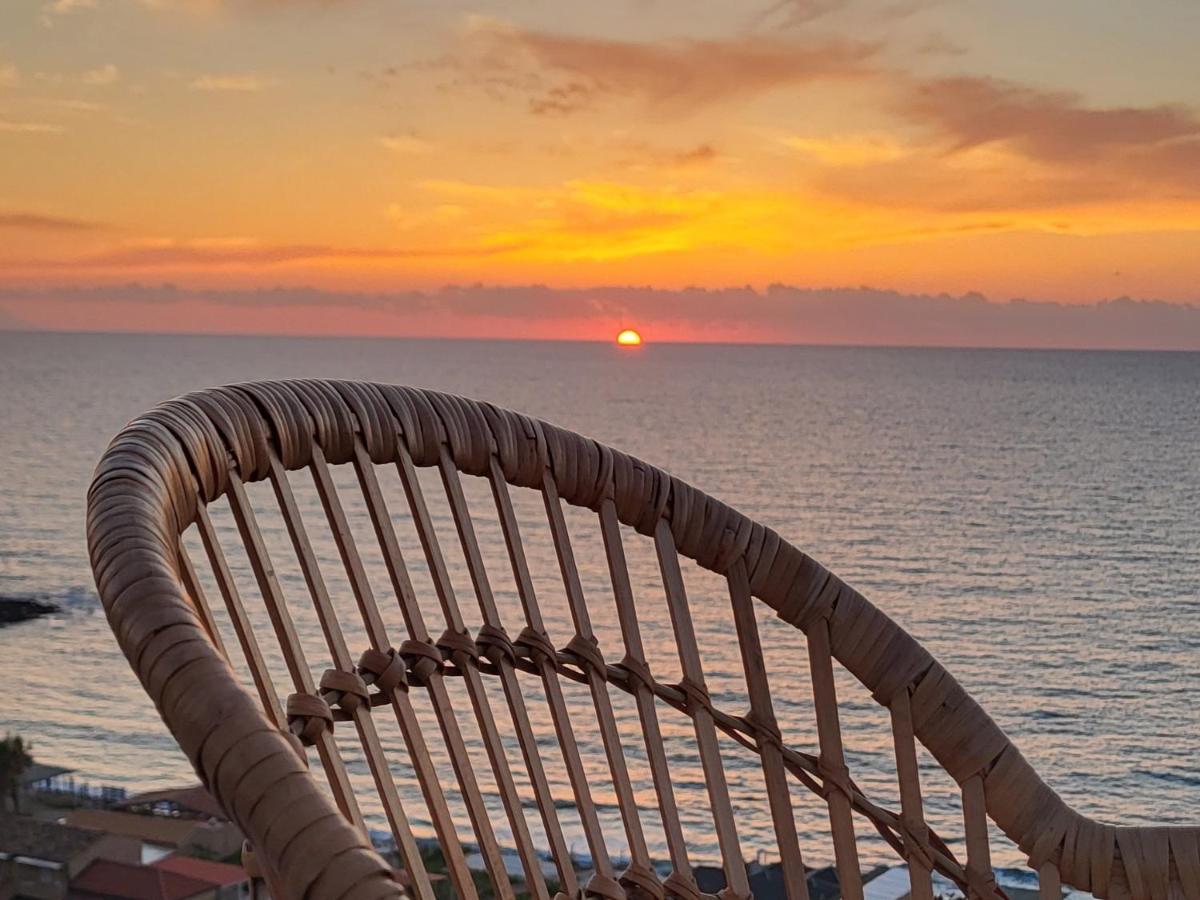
{"left": 0, "top": 211, "right": 106, "bottom": 232}
{"left": 1, "top": 282, "right": 1197, "bottom": 350}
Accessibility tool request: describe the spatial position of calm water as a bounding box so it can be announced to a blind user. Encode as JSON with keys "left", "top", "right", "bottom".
{"left": 0, "top": 332, "right": 1197, "bottom": 871}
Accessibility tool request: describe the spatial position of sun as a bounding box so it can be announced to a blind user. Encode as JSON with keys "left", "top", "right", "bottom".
{"left": 616, "top": 328, "right": 643, "bottom": 346}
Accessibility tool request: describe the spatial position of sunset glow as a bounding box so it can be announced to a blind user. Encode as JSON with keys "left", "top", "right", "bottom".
{"left": 1, "top": 2, "right": 1199, "bottom": 346}
{"left": 616, "top": 328, "right": 643, "bottom": 346}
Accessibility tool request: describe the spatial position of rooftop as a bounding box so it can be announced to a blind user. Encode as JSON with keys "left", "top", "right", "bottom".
{"left": 18, "top": 762, "right": 75, "bottom": 786}
{"left": 65, "top": 809, "right": 199, "bottom": 848}
{"left": 116, "top": 785, "right": 225, "bottom": 821}
{"left": 151, "top": 854, "right": 248, "bottom": 887}
{"left": 0, "top": 814, "right": 102, "bottom": 865}
{"left": 70, "top": 858, "right": 213, "bottom": 900}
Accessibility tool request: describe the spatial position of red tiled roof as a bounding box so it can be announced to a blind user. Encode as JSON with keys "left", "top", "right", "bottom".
{"left": 70, "top": 859, "right": 212, "bottom": 899}
{"left": 152, "top": 855, "right": 248, "bottom": 887}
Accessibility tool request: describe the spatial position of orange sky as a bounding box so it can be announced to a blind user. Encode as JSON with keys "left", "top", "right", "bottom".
{"left": 2, "top": 0, "right": 1199, "bottom": 343}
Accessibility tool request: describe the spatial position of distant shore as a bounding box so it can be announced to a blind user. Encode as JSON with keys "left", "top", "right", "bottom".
{"left": 0, "top": 596, "right": 59, "bottom": 627}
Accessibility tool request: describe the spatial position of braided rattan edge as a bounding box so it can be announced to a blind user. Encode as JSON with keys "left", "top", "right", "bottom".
{"left": 86, "top": 380, "right": 1200, "bottom": 900}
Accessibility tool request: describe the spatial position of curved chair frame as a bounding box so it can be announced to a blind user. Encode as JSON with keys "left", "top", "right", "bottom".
{"left": 87, "top": 380, "right": 1198, "bottom": 900}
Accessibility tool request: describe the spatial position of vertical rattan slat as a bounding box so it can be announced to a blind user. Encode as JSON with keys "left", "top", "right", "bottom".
{"left": 395, "top": 442, "right": 548, "bottom": 900}
{"left": 727, "top": 558, "right": 810, "bottom": 900}
{"left": 597, "top": 498, "right": 699, "bottom": 895}
{"left": 438, "top": 450, "right": 576, "bottom": 891}
{"left": 265, "top": 452, "right": 435, "bottom": 900}
{"left": 652, "top": 518, "right": 752, "bottom": 900}
{"left": 1039, "top": 861, "right": 1063, "bottom": 900}
{"left": 486, "top": 458, "right": 611, "bottom": 897}
{"left": 350, "top": 440, "right": 515, "bottom": 900}
{"left": 223, "top": 470, "right": 366, "bottom": 832}
{"left": 889, "top": 687, "right": 935, "bottom": 900}
{"left": 963, "top": 774, "right": 997, "bottom": 900}
{"left": 337, "top": 442, "right": 481, "bottom": 900}
{"left": 806, "top": 614, "right": 865, "bottom": 900}
{"left": 177, "top": 541, "right": 228, "bottom": 661}
{"left": 542, "top": 473, "right": 659, "bottom": 895}
{"left": 194, "top": 502, "right": 285, "bottom": 730}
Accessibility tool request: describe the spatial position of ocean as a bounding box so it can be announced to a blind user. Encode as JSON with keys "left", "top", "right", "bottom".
{"left": 1, "top": 331, "right": 1197, "bottom": 871}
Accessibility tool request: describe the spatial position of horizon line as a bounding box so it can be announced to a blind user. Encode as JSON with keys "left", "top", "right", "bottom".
{"left": 3, "top": 324, "right": 1199, "bottom": 355}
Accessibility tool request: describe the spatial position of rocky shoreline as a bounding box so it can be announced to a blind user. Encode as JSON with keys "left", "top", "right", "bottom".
{"left": 0, "top": 596, "right": 59, "bottom": 627}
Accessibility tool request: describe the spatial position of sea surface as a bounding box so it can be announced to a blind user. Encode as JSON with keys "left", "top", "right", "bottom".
{"left": 1, "top": 331, "right": 1197, "bottom": 873}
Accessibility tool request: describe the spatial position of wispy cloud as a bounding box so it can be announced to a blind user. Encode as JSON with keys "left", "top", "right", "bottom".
{"left": 1, "top": 236, "right": 528, "bottom": 272}
{"left": 380, "top": 134, "right": 434, "bottom": 154}
{"left": 898, "top": 76, "right": 1200, "bottom": 164}
{"left": 783, "top": 133, "right": 908, "bottom": 165}
{"left": 40, "top": 0, "right": 97, "bottom": 25}
{"left": 0, "top": 212, "right": 106, "bottom": 232}
{"left": 190, "top": 73, "right": 278, "bottom": 92}
{"left": 755, "top": 0, "right": 947, "bottom": 28}
{"left": 448, "top": 17, "right": 878, "bottom": 116}
{"left": 0, "top": 118, "right": 64, "bottom": 134}
{"left": 82, "top": 64, "right": 120, "bottom": 86}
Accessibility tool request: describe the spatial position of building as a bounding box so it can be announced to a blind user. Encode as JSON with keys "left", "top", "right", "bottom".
{"left": 63, "top": 811, "right": 240, "bottom": 864}
{"left": 16, "top": 766, "right": 75, "bottom": 795}
{"left": 68, "top": 859, "right": 215, "bottom": 900}
{"left": 114, "top": 789, "right": 224, "bottom": 823}
{"left": 0, "top": 815, "right": 139, "bottom": 900}
{"left": 151, "top": 857, "right": 250, "bottom": 900}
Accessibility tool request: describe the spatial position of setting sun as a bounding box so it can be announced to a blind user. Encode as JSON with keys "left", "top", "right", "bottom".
{"left": 616, "top": 328, "right": 643, "bottom": 346}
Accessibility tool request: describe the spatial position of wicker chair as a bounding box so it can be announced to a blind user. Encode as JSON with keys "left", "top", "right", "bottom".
{"left": 87, "top": 380, "right": 1198, "bottom": 900}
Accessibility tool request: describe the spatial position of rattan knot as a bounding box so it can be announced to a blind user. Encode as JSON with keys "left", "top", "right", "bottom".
{"left": 357, "top": 647, "right": 408, "bottom": 695}
{"left": 400, "top": 638, "right": 443, "bottom": 685}
{"left": 897, "top": 817, "right": 935, "bottom": 871}
{"left": 817, "top": 758, "right": 854, "bottom": 801}
{"left": 563, "top": 633, "right": 606, "bottom": 674}
{"left": 965, "top": 865, "right": 1000, "bottom": 900}
{"left": 286, "top": 692, "right": 334, "bottom": 746}
{"left": 619, "top": 861, "right": 665, "bottom": 900}
{"left": 744, "top": 710, "right": 783, "bottom": 751}
{"left": 437, "top": 627, "right": 480, "bottom": 661}
{"left": 674, "top": 676, "right": 711, "bottom": 714}
{"left": 475, "top": 623, "right": 517, "bottom": 666}
{"left": 615, "top": 654, "right": 654, "bottom": 692}
{"left": 582, "top": 871, "right": 625, "bottom": 900}
{"left": 515, "top": 625, "right": 558, "bottom": 666}
{"left": 662, "top": 870, "right": 702, "bottom": 900}
{"left": 319, "top": 669, "right": 369, "bottom": 715}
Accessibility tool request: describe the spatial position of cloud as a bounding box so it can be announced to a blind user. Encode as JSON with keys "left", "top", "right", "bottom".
{"left": 2, "top": 237, "right": 528, "bottom": 272}
{"left": 40, "top": 0, "right": 97, "bottom": 25}
{"left": 898, "top": 76, "right": 1200, "bottom": 164}
{"left": 0, "top": 118, "right": 64, "bottom": 134}
{"left": 793, "top": 75, "right": 1200, "bottom": 213}
{"left": 756, "top": 0, "right": 847, "bottom": 26}
{"left": 82, "top": 64, "right": 120, "bottom": 86}
{"left": 783, "top": 133, "right": 909, "bottom": 165}
{"left": 756, "top": 0, "right": 947, "bottom": 28}
{"left": 0, "top": 64, "right": 18, "bottom": 88}
{"left": 380, "top": 134, "right": 434, "bottom": 154}
{"left": 2, "top": 282, "right": 1198, "bottom": 349}
{"left": 449, "top": 17, "right": 878, "bottom": 116}
{"left": 190, "top": 73, "right": 277, "bottom": 92}
{"left": 0, "top": 212, "right": 106, "bottom": 232}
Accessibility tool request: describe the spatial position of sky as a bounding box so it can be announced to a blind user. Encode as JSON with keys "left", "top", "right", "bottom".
{"left": 1, "top": 0, "right": 1199, "bottom": 345}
